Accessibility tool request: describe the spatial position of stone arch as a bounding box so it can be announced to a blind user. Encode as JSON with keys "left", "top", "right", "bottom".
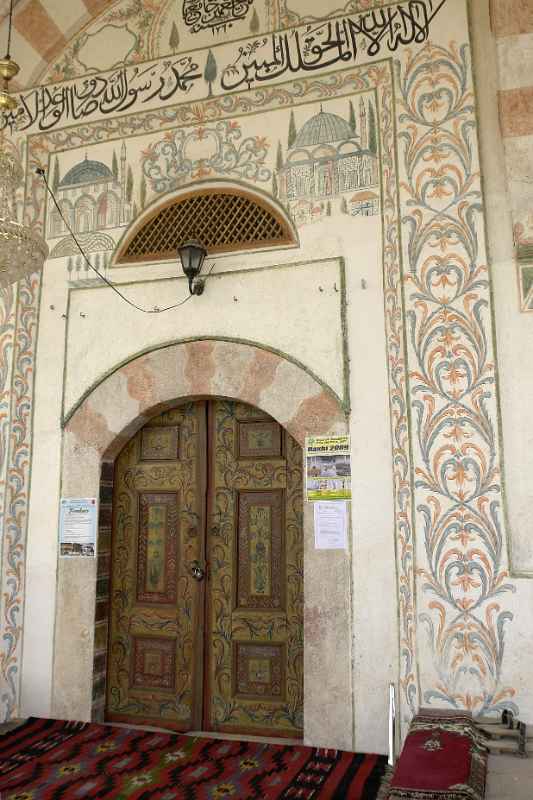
{"left": 55, "top": 338, "right": 353, "bottom": 748}
{"left": 63, "top": 339, "right": 346, "bottom": 468}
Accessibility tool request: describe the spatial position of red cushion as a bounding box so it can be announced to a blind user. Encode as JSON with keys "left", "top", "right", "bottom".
{"left": 391, "top": 729, "right": 472, "bottom": 790}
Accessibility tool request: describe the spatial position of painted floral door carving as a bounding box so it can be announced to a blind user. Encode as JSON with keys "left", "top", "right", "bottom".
{"left": 106, "top": 400, "right": 303, "bottom": 738}
{"left": 106, "top": 403, "right": 206, "bottom": 730}
{"left": 205, "top": 400, "right": 303, "bottom": 737}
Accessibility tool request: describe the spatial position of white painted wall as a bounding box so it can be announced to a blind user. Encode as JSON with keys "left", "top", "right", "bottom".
{"left": 13, "top": 0, "right": 533, "bottom": 753}
{"left": 21, "top": 205, "right": 398, "bottom": 752}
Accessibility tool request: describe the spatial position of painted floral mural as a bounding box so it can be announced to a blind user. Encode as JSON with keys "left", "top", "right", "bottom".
{"left": 141, "top": 120, "right": 271, "bottom": 195}
{"left": 0, "top": 0, "right": 530, "bottom": 744}
{"left": 399, "top": 42, "right": 516, "bottom": 714}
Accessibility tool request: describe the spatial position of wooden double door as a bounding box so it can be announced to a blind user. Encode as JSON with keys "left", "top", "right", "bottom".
{"left": 106, "top": 399, "right": 303, "bottom": 738}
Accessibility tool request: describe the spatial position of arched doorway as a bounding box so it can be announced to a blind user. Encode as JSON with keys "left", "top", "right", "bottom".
{"left": 56, "top": 339, "right": 352, "bottom": 749}
{"left": 106, "top": 398, "right": 304, "bottom": 738}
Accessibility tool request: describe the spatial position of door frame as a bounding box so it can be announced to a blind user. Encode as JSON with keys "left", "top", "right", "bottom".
{"left": 54, "top": 339, "right": 353, "bottom": 750}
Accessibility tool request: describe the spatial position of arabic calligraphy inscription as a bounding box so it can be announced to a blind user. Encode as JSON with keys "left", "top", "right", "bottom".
{"left": 221, "top": 0, "right": 447, "bottom": 90}
{"left": 183, "top": 0, "right": 256, "bottom": 34}
{"left": 1, "top": 57, "right": 202, "bottom": 134}
{"left": 1, "top": 0, "right": 447, "bottom": 135}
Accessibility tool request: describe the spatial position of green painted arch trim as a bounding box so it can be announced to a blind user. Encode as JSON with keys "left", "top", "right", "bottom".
{"left": 62, "top": 335, "right": 350, "bottom": 427}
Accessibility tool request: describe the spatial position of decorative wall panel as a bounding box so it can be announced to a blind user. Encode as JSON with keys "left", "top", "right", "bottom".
{"left": 237, "top": 491, "right": 285, "bottom": 611}
{"left": 233, "top": 642, "right": 286, "bottom": 700}
{"left": 140, "top": 426, "right": 180, "bottom": 462}
{"left": 0, "top": 277, "right": 39, "bottom": 721}
{"left": 398, "top": 43, "right": 517, "bottom": 714}
{"left": 238, "top": 421, "right": 282, "bottom": 459}
{"left": 137, "top": 493, "right": 179, "bottom": 604}
{"left": 131, "top": 637, "right": 177, "bottom": 692}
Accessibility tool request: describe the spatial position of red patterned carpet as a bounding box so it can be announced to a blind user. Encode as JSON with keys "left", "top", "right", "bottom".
{"left": 385, "top": 709, "right": 488, "bottom": 800}
{"left": 0, "top": 717, "right": 388, "bottom": 799}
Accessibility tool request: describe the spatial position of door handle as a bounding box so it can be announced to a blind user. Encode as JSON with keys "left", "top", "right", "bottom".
{"left": 189, "top": 560, "right": 206, "bottom": 581}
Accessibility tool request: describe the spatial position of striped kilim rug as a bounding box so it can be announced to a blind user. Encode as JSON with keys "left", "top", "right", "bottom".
{"left": 0, "top": 717, "right": 388, "bottom": 799}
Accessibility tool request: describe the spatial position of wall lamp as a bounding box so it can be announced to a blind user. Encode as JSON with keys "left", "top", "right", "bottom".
{"left": 178, "top": 240, "right": 207, "bottom": 296}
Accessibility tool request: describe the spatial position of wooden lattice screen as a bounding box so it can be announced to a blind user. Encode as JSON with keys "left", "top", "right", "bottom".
{"left": 116, "top": 188, "right": 295, "bottom": 264}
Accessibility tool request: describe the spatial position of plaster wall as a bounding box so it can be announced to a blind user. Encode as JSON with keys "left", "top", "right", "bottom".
{"left": 485, "top": 0, "right": 533, "bottom": 574}
{"left": 470, "top": 0, "right": 533, "bottom": 710}
{"left": 22, "top": 199, "right": 396, "bottom": 751}
{"left": 0, "top": 0, "right": 529, "bottom": 756}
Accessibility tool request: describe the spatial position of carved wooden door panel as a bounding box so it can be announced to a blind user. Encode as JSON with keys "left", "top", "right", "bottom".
{"left": 106, "top": 403, "right": 206, "bottom": 730}
{"left": 106, "top": 399, "right": 304, "bottom": 737}
{"left": 205, "top": 400, "right": 304, "bottom": 738}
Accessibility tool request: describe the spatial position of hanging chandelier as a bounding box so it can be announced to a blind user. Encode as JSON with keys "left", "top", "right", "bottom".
{"left": 0, "top": 0, "right": 18, "bottom": 112}
{"left": 0, "top": 0, "right": 48, "bottom": 288}
{"left": 0, "top": 141, "right": 49, "bottom": 288}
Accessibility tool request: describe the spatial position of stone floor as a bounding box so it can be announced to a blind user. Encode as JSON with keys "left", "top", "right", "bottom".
{"left": 486, "top": 753, "right": 533, "bottom": 799}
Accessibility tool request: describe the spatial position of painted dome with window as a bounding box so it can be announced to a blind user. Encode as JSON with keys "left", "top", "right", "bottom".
{"left": 293, "top": 110, "right": 355, "bottom": 147}
{"left": 59, "top": 157, "right": 114, "bottom": 188}
{"left": 49, "top": 142, "right": 132, "bottom": 245}
{"left": 278, "top": 99, "right": 379, "bottom": 224}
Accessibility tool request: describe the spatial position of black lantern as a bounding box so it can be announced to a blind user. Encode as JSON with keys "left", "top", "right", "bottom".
{"left": 178, "top": 239, "right": 207, "bottom": 296}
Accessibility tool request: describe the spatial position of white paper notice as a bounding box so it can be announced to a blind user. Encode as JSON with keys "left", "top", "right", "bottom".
{"left": 313, "top": 501, "right": 348, "bottom": 550}
{"left": 59, "top": 497, "right": 97, "bottom": 557}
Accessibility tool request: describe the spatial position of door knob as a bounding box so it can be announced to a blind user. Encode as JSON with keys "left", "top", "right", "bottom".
{"left": 189, "top": 560, "right": 206, "bottom": 581}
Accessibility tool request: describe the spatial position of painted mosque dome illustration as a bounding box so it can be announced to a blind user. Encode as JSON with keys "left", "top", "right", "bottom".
{"left": 49, "top": 143, "right": 132, "bottom": 240}
{"left": 293, "top": 110, "right": 355, "bottom": 147}
{"left": 59, "top": 156, "right": 114, "bottom": 188}
{"left": 277, "top": 99, "right": 379, "bottom": 222}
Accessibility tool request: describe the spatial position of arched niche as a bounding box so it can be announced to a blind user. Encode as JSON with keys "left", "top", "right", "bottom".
{"left": 115, "top": 183, "right": 298, "bottom": 266}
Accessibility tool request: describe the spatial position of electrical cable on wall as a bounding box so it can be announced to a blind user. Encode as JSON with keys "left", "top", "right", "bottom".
{"left": 37, "top": 168, "right": 215, "bottom": 314}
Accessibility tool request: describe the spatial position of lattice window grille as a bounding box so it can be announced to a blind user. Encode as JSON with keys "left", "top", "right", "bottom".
{"left": 119, "top": 190, "right": 293, "bottom": 263}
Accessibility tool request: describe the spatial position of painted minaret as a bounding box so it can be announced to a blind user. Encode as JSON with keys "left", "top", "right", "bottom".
{"left": 359, "top": 98, "right": 368, "bottom": 150}
{"left": 120, "top": 140, "right": 127, "bottom": 223}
